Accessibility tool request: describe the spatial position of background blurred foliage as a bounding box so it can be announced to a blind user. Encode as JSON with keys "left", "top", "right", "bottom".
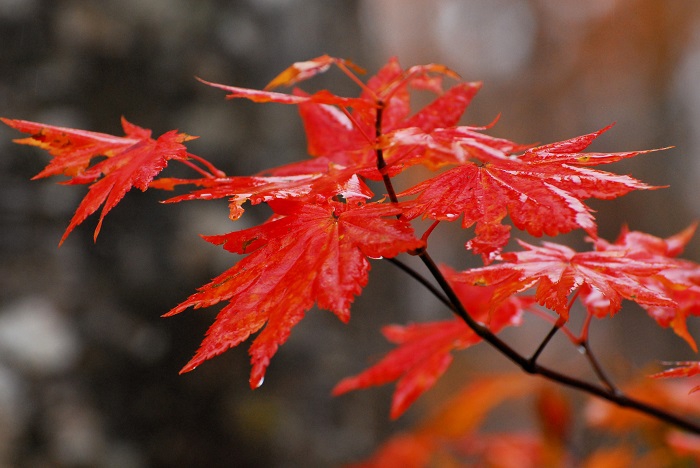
{"left": 1, "top": 0, "right": 700, "bottom": 466}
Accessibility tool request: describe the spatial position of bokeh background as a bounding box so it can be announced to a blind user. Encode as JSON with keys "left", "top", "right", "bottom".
{"left": 2, "top": 0, "right": 700, "bottom": 466}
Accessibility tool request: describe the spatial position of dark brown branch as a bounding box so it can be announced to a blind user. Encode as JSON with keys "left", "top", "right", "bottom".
{"left": 374, "top": 102, "right": 399, "bottom": 204}
{"left": 529, "top": 322, "right": 561, "bottom": 366}
{"left": 417, "top": 249, "right": 700, "bottom": 434}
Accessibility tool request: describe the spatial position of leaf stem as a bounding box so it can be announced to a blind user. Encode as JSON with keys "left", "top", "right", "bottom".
{"left": 185, "top": 152, "right": 227, "bottom": 178}
{"left": 578, "top": 339, "right": 619, "bottom": 394}
{"left": 177, "top": 157, "right": 218, "bottom": 179}
{"left": 573, "top": 311, "right": 618, "bottom": 392}
{"left": 421, "top": 220, "right": 441, "bottom": 243}
{"left": 339, "top": 107, "right": 375, "bottom": 147}
{"left": 335, "top": 60, "right": 376, "bottom": 99}
{"left": 578, "top": 309, "right": 595, "bottom": 343}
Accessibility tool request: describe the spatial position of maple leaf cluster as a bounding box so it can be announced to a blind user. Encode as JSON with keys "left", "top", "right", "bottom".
{"left": 7, "top": 55, "right": 700, "bottom": 463}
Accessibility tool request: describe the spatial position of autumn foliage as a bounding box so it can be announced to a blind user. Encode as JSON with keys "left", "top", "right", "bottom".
{"left": 6, "top": 55, "right": 700, "bottom": 464}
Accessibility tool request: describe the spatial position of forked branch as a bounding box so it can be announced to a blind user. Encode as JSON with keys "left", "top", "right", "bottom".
{"left": 372, "top": 93, "right": 700, "bottom": 436}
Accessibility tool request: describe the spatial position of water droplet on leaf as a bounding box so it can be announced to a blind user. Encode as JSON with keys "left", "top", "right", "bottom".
{"left": 252, "top": 375, "right": 265, "bottom": 388}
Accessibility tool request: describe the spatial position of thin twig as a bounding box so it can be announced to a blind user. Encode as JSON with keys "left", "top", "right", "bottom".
{"left": 579, "top": 340, "right": 619, "bottom": 394}
{"left": 529, "top": 322, "right": 561, "bottom": 366}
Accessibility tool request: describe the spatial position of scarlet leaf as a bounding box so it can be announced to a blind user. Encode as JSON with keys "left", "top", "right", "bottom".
{"left": 284, "top": 59, "right": 476, "bottom": 180}
{"left": 264, "top": 55, "right": 366, "bottom": 90}
{"left": 2, "top": 117, "right": 196, "bottom": 244}
{"left": 402, "top": 82, "right": 482, "bottom": 133}
{"left": 333, "top": 273, "right": 532, "bottom": 418}
{"left": 591, "top": 222, "right": 697, "bottom": 258}
{"left": 585, "top": 224, "right": 700, "bottom": 350}
{"left": 292, "top": 90, "right": 378, "bottom": 176}
{"left": 650, "top": 362, "right": 700, "bottom": 383}
{"left": 400, "top": 63, "right": 461, "bottom": 92}
{"left": 154, "top": 168, "right": 371, "bottom": 221}
{"left": 394, "top": 125, "right": 661, "bottom": 261}
{"left": 166, "top": 199, "right": 423, "bottom": 387}
{"left": 201, "top": 57, "right": 469, "bottom": 184}
{"left": 451, "top": 238, "right": 677, "bottom": 322}
{"left": 198, "top": 77, "right": 372, "bottom": 109}
{"left": 642, "top": 273, "right": 700, "bottom": 352}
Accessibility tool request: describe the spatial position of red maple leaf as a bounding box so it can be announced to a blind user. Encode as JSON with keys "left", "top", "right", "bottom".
{"left": 197, "top": 77, "right": 371, "bottom": 109}
{"left": 650, "top": 362, "right": 700, "bottom": 394}
{"left": 1, "top": 117, "right": 197, "bottom": 244}
{"left": 591, "top": 223, "right": 697, "bottom": 259}
{"left": 263, "top": 55, "right": 367, "bottom": 90}
{"left": 291, "top": 59, "right": 478, "bottom": 178}
{"left": 152, "top": 166, "right": 371, "bottom": 221}
{"left": 583, "top": 224, "right": 700, "bottom": 350}
{"left": 450, "top": 237, "right": 677, "bottom": 322}
{"left": 289, "top": 81, "right": 482, "bottom": 179}
{"left": 333, "top": 270, "right": 533, "bottom": 418}
{"left": 201, "top": 56, "right": 474, "bottom": 180}
{"left": 165, "top": 199, "right": 424, "bottom": 387}
{"left": 640, "top": 267, "right": 700, "bottom": 351}
{"left": 393, "top": 125, "right": 661, "bottom": 262}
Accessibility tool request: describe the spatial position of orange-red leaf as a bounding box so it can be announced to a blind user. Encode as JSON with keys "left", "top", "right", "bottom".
{"left": 394, "top": 126, "right": 661, "bottom": 262}
{"left": 285, "top": 59, "right": 477, "bottom": 180}
{"left": 2, "top": 117, "right": 195, "bottom": 244}
{"left": 155, "top": 168, "right": 371, "bottom": 221}
{"left": 166, "top": 199, "right": 423, "bottom": 387}
{"left": 403, "top": 82, "right": 481, "bottom": 133}
{"left": 592, "top": 222, "right": 697, "bottom": 258}
{"left": 264, "top": 55, "right": 366, "bottom": 90}
{"left": 650, "top": 362, "right": 700, "bottom": 394}
{"left": 333, "top": 274, "right": 531, "bottom": 418}
{"left": 292, "top": 89, "right": 378, "bottom": 176}
{"left": 651, "top": 361, "right": 700, "bottom": 379}
{"left": 585, "top": 224, "right": 700, "bottom": 350}
{"left": 451, "top": 238, "right": 677, "bottom": 322}
{"left": 198, "top": 77, "right": 372, "bottom": 109}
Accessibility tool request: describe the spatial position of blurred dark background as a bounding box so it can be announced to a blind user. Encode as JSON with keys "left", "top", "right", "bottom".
{"left": 2, "top": 0, "right": 700, "bottom": 466}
